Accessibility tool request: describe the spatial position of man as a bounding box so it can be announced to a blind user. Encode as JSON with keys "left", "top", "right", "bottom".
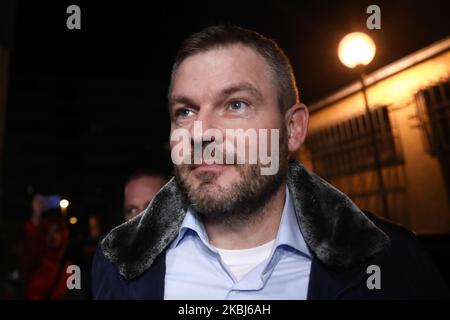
{"left": 123, "top": 169, "right": 168, "bottom": 221}
{"left": 92, "top": 25, "right": 449, "bottom": 299}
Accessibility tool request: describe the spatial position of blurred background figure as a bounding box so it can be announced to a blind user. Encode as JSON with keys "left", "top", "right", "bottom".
{"left": 88, "top": 215, "right": 102, "bottom": 242}
{"left": 22, "top": 211, "right": 71, "bottom": 300}
{"left": 124, "top": 169, "right": 169, "bottom": 221}
{"left": 79, "top": 215, "right": 103, "bottom": 262}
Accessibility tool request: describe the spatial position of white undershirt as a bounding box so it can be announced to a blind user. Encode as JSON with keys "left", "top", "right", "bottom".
{"left": 214, "top": 240, "right": 275, "bottom": 281}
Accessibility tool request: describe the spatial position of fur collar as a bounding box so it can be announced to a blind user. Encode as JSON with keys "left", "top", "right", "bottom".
{"left": 101, "top": 160, "right": 390, "bottom": 279}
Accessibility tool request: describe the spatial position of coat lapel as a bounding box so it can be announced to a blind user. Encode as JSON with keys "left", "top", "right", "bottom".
{"left": 101, "top": 179, "right": 187, "bottom": 279}
{"left": 126, "top": 251, "right": 167, "bottom": 300}
{"left": 286, "top": 161, "right": 390, "bottom": 268}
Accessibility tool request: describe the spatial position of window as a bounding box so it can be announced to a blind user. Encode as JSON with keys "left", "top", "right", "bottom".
{"left": 415, "top": 79, "right": 450, "bottom": 156}
{"left": 306, "top": 106, "right": 403, "bottom": 179}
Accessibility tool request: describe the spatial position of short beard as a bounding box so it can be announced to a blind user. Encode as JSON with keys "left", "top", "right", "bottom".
{"left": 174, "top": 128, "right": 289, "bottom": 228}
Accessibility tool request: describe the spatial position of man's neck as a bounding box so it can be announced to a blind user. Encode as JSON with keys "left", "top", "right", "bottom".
{"left": 203, "top": 184, "right": 286, "bottom": 250}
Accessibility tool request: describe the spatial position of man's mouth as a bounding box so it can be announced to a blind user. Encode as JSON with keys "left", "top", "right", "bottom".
{"left": 191, "top": 163, "right": 231, "bottom": 172}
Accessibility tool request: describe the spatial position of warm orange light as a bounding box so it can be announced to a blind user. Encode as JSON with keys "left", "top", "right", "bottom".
{"left": 69, "top": 217, "right": 78, "bottom": 225}
{"left": 338, "top": 32, "right": 376, "bottom": 68}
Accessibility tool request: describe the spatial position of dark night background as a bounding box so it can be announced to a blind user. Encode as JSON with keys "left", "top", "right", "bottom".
{"left": 2, "top": 0, "right": 450, "bottom": 229}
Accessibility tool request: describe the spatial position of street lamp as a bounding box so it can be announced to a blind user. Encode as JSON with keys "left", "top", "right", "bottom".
{"left": 338, "top": 32, "right": 376, "bottom": 68}
{"left": 59, "top": 198, "right": 70, "bottom": 219}
{"left": 338, "top": 32, "right": 390, "bottom": 219}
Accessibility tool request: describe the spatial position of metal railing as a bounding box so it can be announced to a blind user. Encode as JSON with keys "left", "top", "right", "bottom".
{"left": 306, "top": 106, "right": 404, "bottom": 180}
{"left": 415, "top": 78, "right": 450, "bottom": 156}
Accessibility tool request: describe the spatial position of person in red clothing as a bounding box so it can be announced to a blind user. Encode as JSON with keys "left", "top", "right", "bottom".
{"left": 22, "top": 194, "right": 72, "bottom": 300}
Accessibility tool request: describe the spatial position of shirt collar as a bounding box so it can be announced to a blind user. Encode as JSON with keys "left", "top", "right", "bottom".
{"left": 169, "top": 206, "right": 209, "bottom": 249}
{"left": 274, "top": 186, "right": 311, "bottom": 257}
{"left": 170, "top": 185, "right": 311, "bottom": 258}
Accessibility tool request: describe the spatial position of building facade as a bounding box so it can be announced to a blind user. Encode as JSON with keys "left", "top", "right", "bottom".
{"left": 300, "top": 37, "right": 450, "bottom": 235}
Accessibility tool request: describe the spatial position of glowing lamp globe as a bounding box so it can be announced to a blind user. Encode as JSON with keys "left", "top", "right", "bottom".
{"left": 338, "top": 32, "right": 376, "bottom": 68}
{"left": 59, "top": 199, "right": 69, "bottom": 209}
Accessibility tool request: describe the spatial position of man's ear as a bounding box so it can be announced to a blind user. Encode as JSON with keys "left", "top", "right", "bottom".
{"left": 285, "top": 103, "right": 309, "bottom": 153}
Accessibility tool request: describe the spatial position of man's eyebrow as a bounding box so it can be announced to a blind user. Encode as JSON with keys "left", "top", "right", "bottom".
{"left": 219, "top": 82, "right": 264, "bottom": 101}
{"left": 168, "top": 96, "right": 197, "bottom": 110}
{"left": 168, "top": 82, "right": 263, "bottom": 109}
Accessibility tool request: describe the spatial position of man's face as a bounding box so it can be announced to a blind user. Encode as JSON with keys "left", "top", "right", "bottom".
{"left": 124, "top": 177, "right": 167, "bottom": 220}
{"left": 169, "top": 45, "right": 289, "bottom": 225}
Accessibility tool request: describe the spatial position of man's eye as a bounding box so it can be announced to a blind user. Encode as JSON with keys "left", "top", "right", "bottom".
{"left": 175, "top": 108, "right": 195, "bottom": 118}
{"left": 125, "top": 207, "right": 138, "bottom": 215}
{"left": 228, "top": 100, "right": 249, "bottom": 111}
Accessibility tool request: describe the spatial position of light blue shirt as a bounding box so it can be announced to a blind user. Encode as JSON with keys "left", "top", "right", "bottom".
{"left": 164, "top": 186, "right": 312, "bottom": 300}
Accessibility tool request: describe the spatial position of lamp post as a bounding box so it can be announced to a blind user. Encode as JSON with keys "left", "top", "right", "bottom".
{"left": 338, "top": 32, "right": 390, "bottom": 219}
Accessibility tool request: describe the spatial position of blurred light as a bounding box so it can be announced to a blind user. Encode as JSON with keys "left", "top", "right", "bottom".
{"left": 69, "top": 217, "right": 78, "bottom": 225}
{"left": 60, "top": 199, "right": 69, "bottom": 209}
{"left": 338, "top": 32, "right": 376, "bottom": 68}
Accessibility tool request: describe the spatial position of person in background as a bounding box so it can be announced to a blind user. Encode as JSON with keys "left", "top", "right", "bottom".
{"left": 124, "top": 169, "right": 168, "bottom": 221}
{"left": 88, "top": 215, "right": 102, "bottom": 241}
{"left": 22, "top": 194, "right": 48, "bottom": 285}
{"left": 23, "top": 215, "right": 71, "bottom": 299}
